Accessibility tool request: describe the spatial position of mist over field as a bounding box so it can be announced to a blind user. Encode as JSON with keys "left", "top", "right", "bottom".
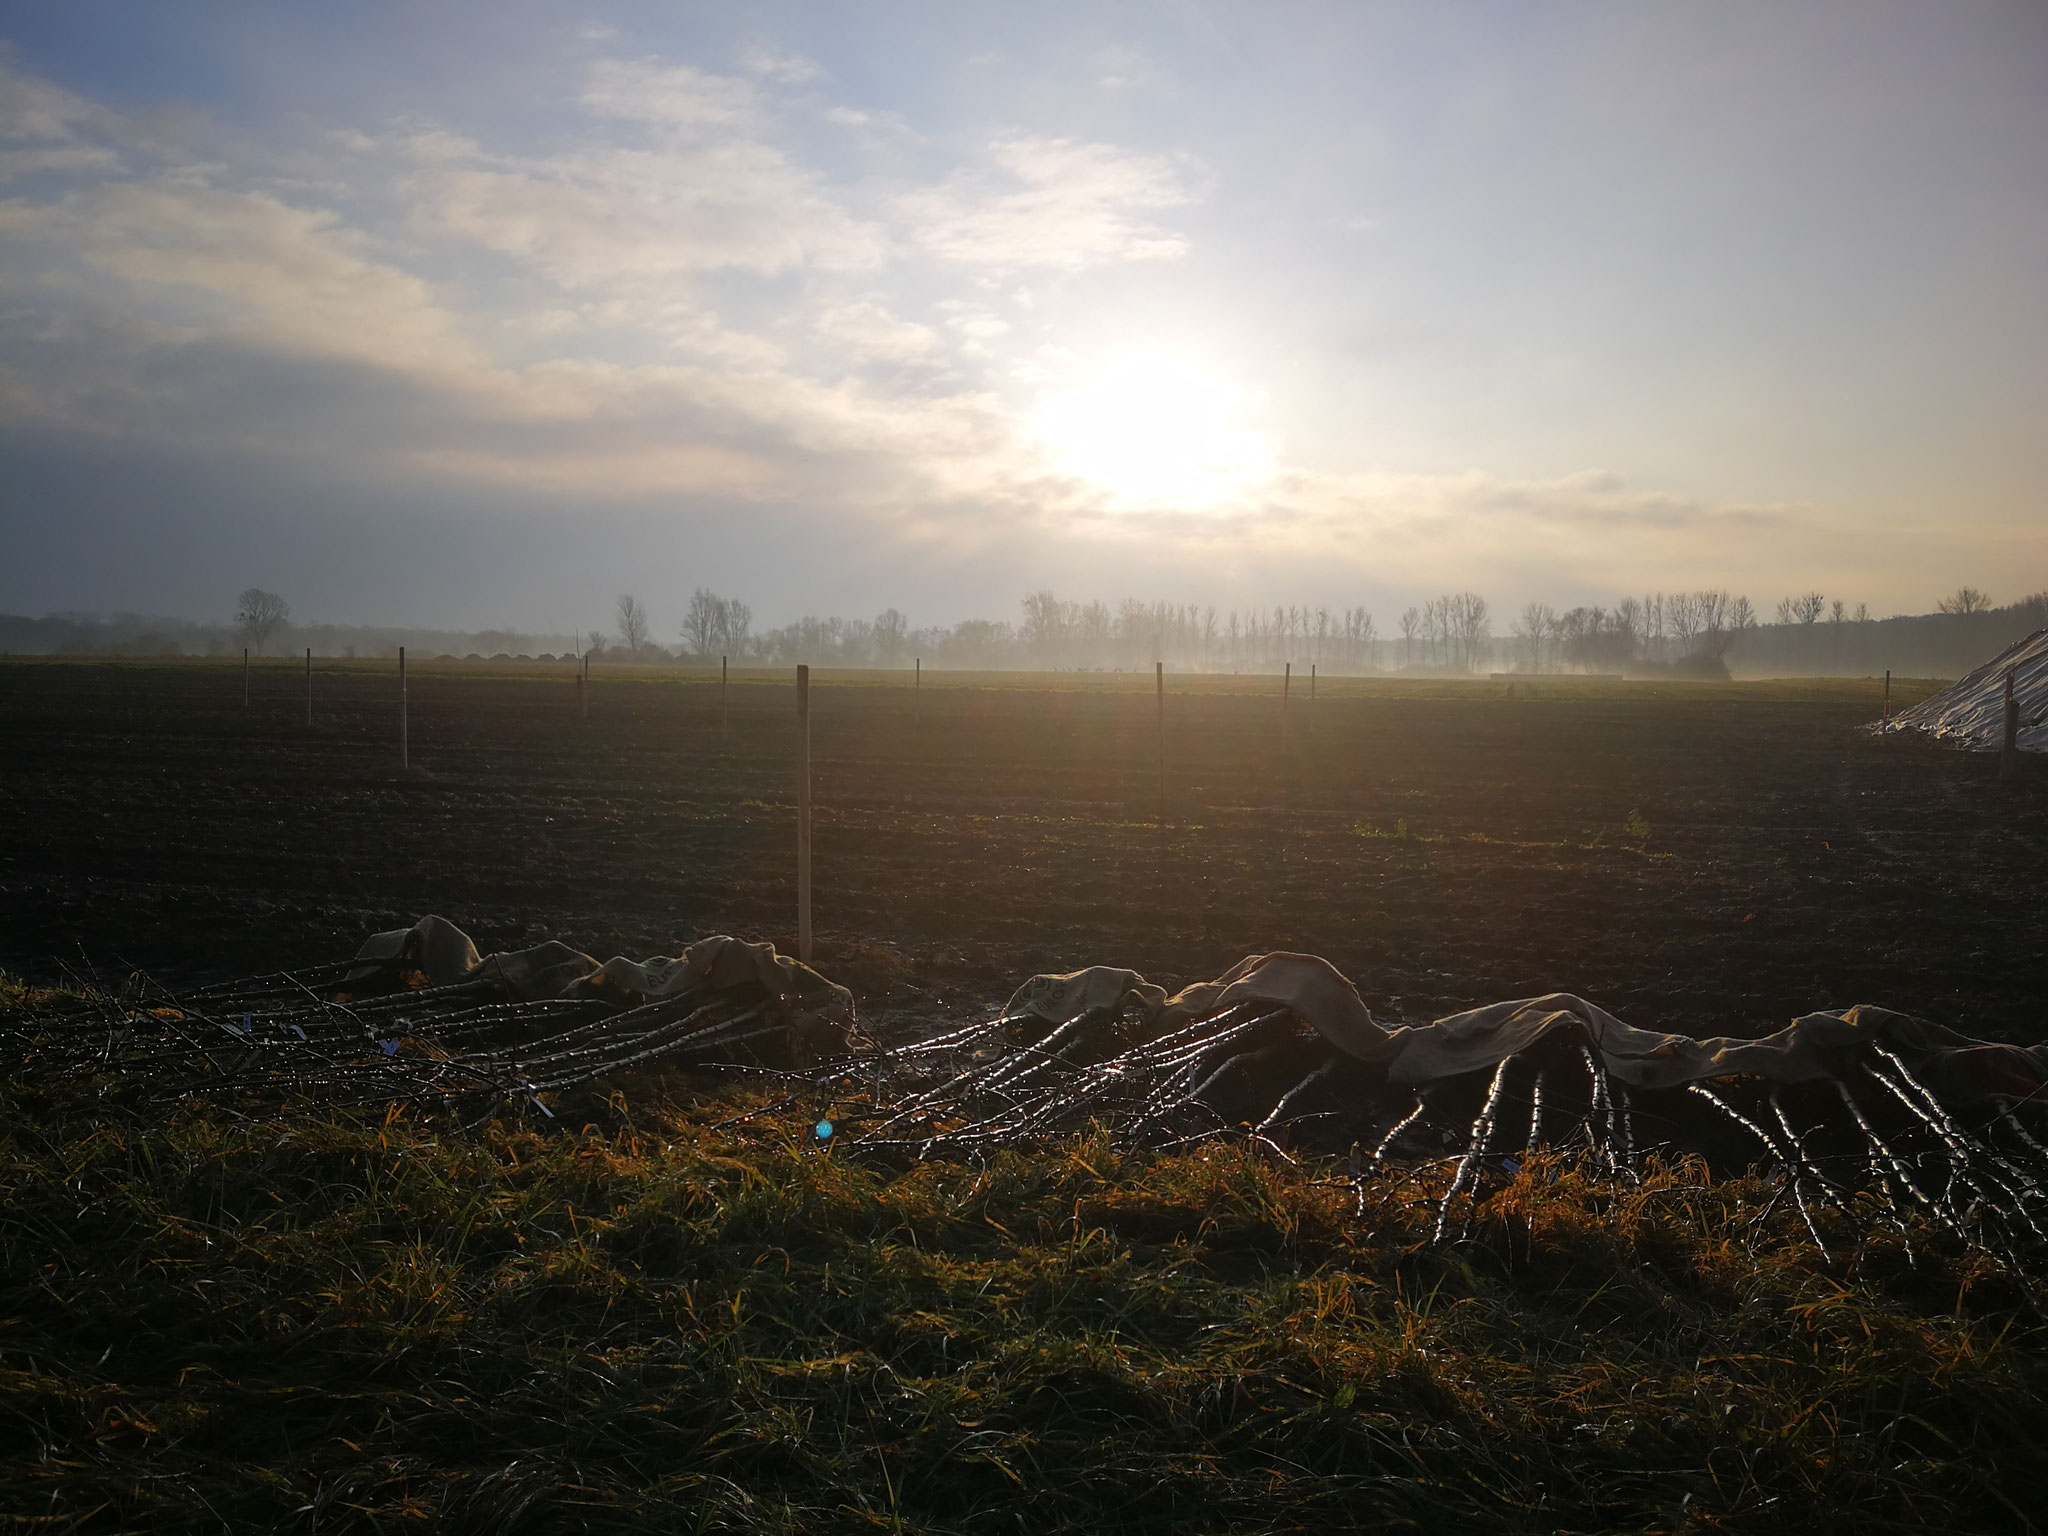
{"left": 5, "top": 584, "right": 2041, "bottom": 681}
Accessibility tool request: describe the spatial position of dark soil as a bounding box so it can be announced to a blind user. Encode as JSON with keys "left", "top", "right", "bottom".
{"left": 1, "top": 659, "right": 2040, "bottom": 1040}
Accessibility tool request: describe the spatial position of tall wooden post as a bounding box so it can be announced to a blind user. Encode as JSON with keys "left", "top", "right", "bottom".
{"left": 1155, "top": 660, "right": 1166, "bottom": 823}
{"left": 399, "top": 646, "right": 408, "bottom": 768}
{"left": 721, "top": 655, "right": 729, "bottom": 735}
{"left": 796, "top": 664, "right": 813, "bottom": 963}
{"left": 242, "top": 648, "right": 250, "bottom": 710}
{"left": 304, "top": 648, "right": 312, "bottom": 726}
{"left": 1882, "top": 669, "right": 1891, "bottom": 730}
{"left": 2002, "top": 668, "right": 2020, "bottom": 780}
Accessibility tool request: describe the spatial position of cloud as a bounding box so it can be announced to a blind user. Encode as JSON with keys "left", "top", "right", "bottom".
{"left": 578, "top": 59, "right": 757, "bottom": 130}
{"left": 0, "top": 47, "right": 129, "bottom": 185}
{"left": 801, "top": 297, "right": 944, "bottom": 368}
{"left": 898, "top": 135, "right": 1193, "bottom": 271}
{"left": 0, "top": 50, "right": 1213, "bottom": 521}
{"left": 0, "top": 144, "right": 120, "bottom": 180}
{"left": 1279, "top": 467, "right": 1793, "bottom": 535}
{"left": 0, "top": 47, "right": 113, "bottom": 144}
{"left": 736, "top": 44, "right": 823, "bottom": 85}
{"left": 412, "top": 141, "right": 885, "bottom": 287}
{"left": 1028, "top": 466, "right": 1816, "bottom": 604}
{"left": 1093, "top": 46, "right": 1164, "bottom": 92}
{"left": 404, "top": 59, "right": 887, "bottom": 304}
{"left": 0, "top": 51, "right": 1836, "bottom": 614}
{"left": 5, "top": 178, "right": 484, "bottom": 380}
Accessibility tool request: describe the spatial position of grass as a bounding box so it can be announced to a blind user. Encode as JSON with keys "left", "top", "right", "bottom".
{"left": 2, "top": 1056, "right": 2042, "bottom": 1533}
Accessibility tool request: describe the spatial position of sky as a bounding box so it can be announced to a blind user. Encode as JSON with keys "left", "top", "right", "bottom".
{"left": 2, "top": 1, "right": 2044, "bottom": 635}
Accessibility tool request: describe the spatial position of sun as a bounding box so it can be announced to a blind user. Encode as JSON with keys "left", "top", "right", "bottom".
{"left": 1031, "top": 358, "right": 1275, "bottom": 509}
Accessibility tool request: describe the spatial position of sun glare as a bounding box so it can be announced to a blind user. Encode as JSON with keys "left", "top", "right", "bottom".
{"left": 1032, "top": 359, "right": 1275, "bottom": 510}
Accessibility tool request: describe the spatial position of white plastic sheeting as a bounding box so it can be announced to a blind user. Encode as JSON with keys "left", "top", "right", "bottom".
{"left": 1005, "top": 951, "right": 2048, "bottom": 1100}
{"left": 1887, "top": 626, "right": 2048, "bottom": 752}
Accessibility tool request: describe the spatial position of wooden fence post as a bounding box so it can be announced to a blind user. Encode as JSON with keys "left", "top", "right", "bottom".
{"left": 1155, "top": 660, "right": 1166, "bottom": 823}
{"left": 796, "top": 664, "right": 812, "bottom": 964}
{"left": 399, "top": 646, "right": 408, "bottom": 768}
{"left": 1310, "top": 662, "right": 1316, "bottom": 737}
{"left": 305, "top": 648, "right": 312, "bottom": 726}
{"left": 915, "top": 656, "right": 921, "bottom": 727}
{"left": 2002, "top": 668, "right": 2020, "bottom": 780}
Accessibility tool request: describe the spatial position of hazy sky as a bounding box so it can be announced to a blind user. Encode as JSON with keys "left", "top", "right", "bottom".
{"left": 3, "top": 2, "right": 2044, "bottom": 634}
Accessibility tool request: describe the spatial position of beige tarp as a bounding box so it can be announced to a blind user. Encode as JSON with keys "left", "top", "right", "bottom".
{"left": 1006, "top": 953, "right": 1385, "bottom": 1056}
{"left": 344, "top": 915, "right": 854, "bottom": 1025}
{"left": 1007, "top": 952, "right": 2048, "bottom": 1099}
{"left": 345, "top": 924, "right": 2043, "bottom": 1100}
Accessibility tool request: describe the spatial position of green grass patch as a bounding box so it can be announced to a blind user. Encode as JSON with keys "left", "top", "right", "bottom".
{"left": 1, "top": 1076, "right": 2040, "bottom": 1532}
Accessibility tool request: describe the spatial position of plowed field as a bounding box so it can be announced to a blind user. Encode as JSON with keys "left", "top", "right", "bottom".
{"left": 1, "top": 659, "right": 2039, "bottom": 1040}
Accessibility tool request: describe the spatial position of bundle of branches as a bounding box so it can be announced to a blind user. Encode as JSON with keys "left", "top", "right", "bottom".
{"left": 1, "top": 917, "right": 853, "bottom": 1119}
{"left": 855, "top": 954, "right": 2048, "bottom": 1271}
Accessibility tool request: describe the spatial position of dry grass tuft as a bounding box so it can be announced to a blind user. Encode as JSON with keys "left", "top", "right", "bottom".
{"left": 0, "top": 1069, "right": 2042, "bottom": 1532}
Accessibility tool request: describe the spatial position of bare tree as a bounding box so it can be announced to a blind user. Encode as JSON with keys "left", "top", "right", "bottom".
{"left": 235, "top": 588, "right": 290, "bottom": 655}
{"left": 1691, "top": 591, "right": 1750, "bottom": 661}
{"left": 1342, "top": 606, "right": 1375, "bottom": 670}
{"left": 1020, "top": 590, "right": 1073, "bottom": 661}
{"left": 1116, "top": 597, "right": 1153, "bottom": 665}
{"left": 682, "top": 588, "right": 721, "bottom": 657}
{"left": 1514, "top": 602, "right": 1557, "bottom": 672}
{"left": 1936, "top": 586, "right": 1990, "bottom": 615}
{"left": 1441, "top": 592, "right": 1488, "bottom": 672}
{"left": 1727, "top": 595, "right": 1757, "bottom": 643}
{"left": 1399, "top": 606, "right": 1420, "bottom": 669}
{"left": 616, "top": 593, "right": 650, "bottom": 659}
{"left": 1076, "top": 600, "right": 1111, "bottom": 656}
{"left": 1771, "top": 590, "right": 1824, "bottom": 670}
{"left": 873, "top": 608, "right": 908, "bottom": 665}
{"left": 1670, "top": 592, "right": 1705, "bottom": 654}
{"left": 718, "top": 597, "right": 752, "bottom": 658}
{"left": 1423, "top": 597, "right": 1449, "bottom": 669}
{"left": 1615, "top": 597, "right": 1643, "bottom": 659}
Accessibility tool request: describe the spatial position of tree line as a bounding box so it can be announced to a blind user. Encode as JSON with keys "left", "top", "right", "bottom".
{"left": 4, "top": 583, "right": 2041, "bottom": 679}
{"left": 584, "top": 583, "right": 2044, "bottom": 678}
